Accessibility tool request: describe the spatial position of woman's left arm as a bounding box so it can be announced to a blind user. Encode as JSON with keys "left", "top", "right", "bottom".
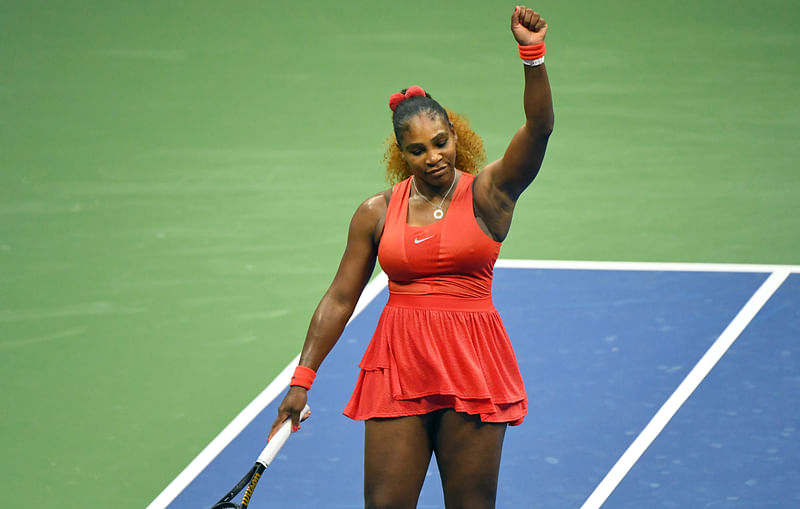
{"left": 475, "top": 6, "right": 553, "bottom": 231}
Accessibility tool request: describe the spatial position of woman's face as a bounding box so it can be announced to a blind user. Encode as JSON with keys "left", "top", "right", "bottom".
{"left": 398, "top": 113, "right": 457, "bottom": 186}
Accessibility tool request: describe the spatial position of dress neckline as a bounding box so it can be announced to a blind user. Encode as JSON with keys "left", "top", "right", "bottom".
{"left": 404, "top": 171, "right": 463, "bottom": 228}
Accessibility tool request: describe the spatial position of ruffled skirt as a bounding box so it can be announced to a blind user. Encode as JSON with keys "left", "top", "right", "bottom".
{"left": 343, "top": 293, "right": 527, "bottom": 425}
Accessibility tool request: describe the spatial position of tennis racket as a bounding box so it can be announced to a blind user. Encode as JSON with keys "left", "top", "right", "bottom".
{"left": 210, "top": 405, "right": 310, "bottom": 509}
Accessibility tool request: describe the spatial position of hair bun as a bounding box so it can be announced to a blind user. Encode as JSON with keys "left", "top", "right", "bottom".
{"left": 388, "top": 85, "right": 427, "bottom": 112}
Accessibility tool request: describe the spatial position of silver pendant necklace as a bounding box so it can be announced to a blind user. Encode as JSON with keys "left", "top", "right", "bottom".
{"left": 412, "top": 171, "right": 457, "bottom": 220}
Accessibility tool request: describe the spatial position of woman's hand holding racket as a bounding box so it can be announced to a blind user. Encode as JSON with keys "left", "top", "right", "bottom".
{"left": 211, "top": 404, "right": 311, "bottom": 509}
{"left": 268, "top": 386, "right": 310, "bottom": 441}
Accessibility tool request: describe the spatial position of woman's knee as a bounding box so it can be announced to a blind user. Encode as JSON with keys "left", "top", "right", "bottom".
{"left": 443, "top": 479, "right": 498, "bottom": 509}
{"left": 365, "top": 485, "right": 420, "bottom": 509}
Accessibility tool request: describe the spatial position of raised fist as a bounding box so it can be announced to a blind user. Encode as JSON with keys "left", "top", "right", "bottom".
{"left": 511, "top": 5, "right": 547, "bottom": 46}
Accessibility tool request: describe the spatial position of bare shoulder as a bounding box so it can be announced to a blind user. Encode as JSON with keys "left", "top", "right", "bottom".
{"left": 350, "top": 189, "right": 392, "bottom": 244}
{"left": 355, "top": 189, "right": 391, "bottom": 220}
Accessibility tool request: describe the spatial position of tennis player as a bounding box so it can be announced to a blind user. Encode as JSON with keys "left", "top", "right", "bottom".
{"left": 270, "top": 5, "right": 553, "bottom": 507}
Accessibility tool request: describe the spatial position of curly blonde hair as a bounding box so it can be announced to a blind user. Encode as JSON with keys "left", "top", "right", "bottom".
{"left": 383, "top": 108, "right": 486, "bottom": 184}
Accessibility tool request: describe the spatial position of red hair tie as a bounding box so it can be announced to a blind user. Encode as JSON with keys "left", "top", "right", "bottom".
{"left": 388, "top": 85, "right": 427, "bottom": 112}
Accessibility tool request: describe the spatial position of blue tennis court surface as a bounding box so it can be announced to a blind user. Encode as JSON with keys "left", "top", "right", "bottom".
{"left": 154, "top": 262, "right": 799, "bottom": 508}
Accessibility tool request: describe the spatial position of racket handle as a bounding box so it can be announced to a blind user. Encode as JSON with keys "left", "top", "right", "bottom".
{"left": 257, "top": 404, "right": 310, "bottom": 467}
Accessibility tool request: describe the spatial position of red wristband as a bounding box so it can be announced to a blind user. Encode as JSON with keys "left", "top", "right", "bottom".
{"left": 290, "top": 365, "right": 316, "bottom": 390}
{"left": 518, "top": 42, "right": 546, "bottom": 60}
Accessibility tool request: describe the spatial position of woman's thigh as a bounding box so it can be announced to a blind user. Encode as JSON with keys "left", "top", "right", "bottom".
{"left": 433, "top": 410, "right": 507, "bottom": 509}
{"left": 364, "top": 414, "right": 436, "bottom": 509}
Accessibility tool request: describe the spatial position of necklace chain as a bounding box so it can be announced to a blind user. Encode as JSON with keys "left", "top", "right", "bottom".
{"left": 412, "top": 171, "right": 458, "bottom": 220}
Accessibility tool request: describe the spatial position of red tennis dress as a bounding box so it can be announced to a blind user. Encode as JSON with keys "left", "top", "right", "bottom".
{"left": 343, "top": 172, "right": 527, "bottom": 425}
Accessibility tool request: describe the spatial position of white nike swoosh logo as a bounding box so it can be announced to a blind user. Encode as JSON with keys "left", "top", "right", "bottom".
{"left": 414, "top": 235, "right": 434, "bottom": 244}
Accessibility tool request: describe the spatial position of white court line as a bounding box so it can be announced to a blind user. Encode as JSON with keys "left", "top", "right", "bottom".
{"left": 496, "top": 259, "right": 800, "bottom": 274}
{"left": 580, "top": 270, "right": 791, "bottom": 509}
{"left": 146, "top": 272, "right": 388, "bottom": 509}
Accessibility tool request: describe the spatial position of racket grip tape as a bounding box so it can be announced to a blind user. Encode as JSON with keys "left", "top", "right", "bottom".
{"left": 257, "top": 404, "right": 310, "bottom": 467}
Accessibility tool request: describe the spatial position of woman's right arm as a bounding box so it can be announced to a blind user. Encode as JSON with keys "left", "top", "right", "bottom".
{"left": 268, "top": 192, "right": 387, "bottom": 439}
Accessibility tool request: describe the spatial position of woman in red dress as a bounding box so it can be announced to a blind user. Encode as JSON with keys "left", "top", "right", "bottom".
{"left": 270, "top": 6, "right": 553, "bottom": 508}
